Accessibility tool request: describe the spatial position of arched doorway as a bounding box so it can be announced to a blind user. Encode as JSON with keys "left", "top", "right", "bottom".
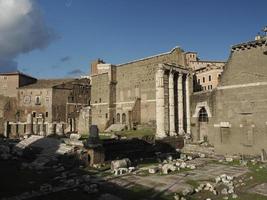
{"left": 198, "top": 107, "right": 209, "bottom": 141}
{"left": 116, "top": 113, "right": 120, "bottom": 123}
{"left": 122, "top": 113, "right": 126, "bottom": 124}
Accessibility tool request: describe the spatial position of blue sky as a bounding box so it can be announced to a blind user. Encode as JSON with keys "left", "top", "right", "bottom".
{"left": 16, "top": 0, "right": 267, "bottom": 78}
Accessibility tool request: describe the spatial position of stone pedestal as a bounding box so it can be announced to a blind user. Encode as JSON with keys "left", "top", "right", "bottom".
{"left": 87, "top": 147, "right": 105, "bottom": 166}
{"left": 156, "top": 65, "right": 166, "bottom": 138}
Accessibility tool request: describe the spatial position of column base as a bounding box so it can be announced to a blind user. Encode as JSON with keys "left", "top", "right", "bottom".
{"left": 155, "top": 133, "right": 167, "bottom": 139}
{"left": 169, "top": 131, "right": 177, "bottom": 137}
{"left": 178, "top": 129, "right": 185, "bottom": 135}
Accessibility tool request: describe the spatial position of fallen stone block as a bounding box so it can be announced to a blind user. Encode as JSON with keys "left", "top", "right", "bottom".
{"left": 98, "top": 193, "right": 122, "bottom": 200}
{"left": 111, "top": 158, "right": 131, "bottom": 171}
{"left": 148, "top": 167, "right": 158, "bottom": 174}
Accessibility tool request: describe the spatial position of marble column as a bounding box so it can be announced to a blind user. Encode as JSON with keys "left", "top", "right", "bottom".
{"left": 26, "top": 113, "right": 33, "bottom": 135}
{"left": 156, "top": 64, "right": 166, "bottom": 138}
{"left": 39, "top": 118, "right": 45, "bottom": 136}
{"left": 169, "top": 71, "right": 176, "bottom": 136}
{"left": 177, "top": 73, "right": 185, "bottom": 135}
{"left": 4, "top": 121, "right": 9, "bottom": 138}
{"left": 185, "top": 74, "right": 191, "bottom": 135}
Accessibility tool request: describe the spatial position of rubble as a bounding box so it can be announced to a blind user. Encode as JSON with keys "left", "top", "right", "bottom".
{"left": 182, "top": 187, "right": 194, "bottom": 196}
{"left": 111, "top": 158, "right": 131, "bottom": 171}
{"left": 114, "top": 168, "right": 128, "bottom": 176}
{"left": 225, "top": 157, "right": 233, "bottom": 162}
{"left": 98, "top": 193, "right": 122, "bottom": 200}
{"left": 148, "top": 167, "right": 158, "bottom": 174}
{"left": 162, "top": 163, "right": 176, "bottom": 174}
{"left": 82, "top": 184, "right": 98, "bottom": 194}
{"left": 70, "top": 133, "right": 81, "bottom": 140}
{"left": 232, "top": 194, "right": 238, "bottom": 199}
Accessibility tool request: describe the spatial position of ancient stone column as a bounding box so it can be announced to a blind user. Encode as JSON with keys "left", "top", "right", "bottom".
{"left": 168, "top": 71, "right": 176, "bottom": 136}
{"left": 39, "top": 118, "right": 45, "bottom": 136}
{"left": 185, "top": 74, "right": 191, "bottom": 135}
{"left": 56, "top": 123, "right": 64, "bottom": 136}
{"left": 177, "top": 73, "right": 185, "bottom": 135}
{"left": 156, "top": 64, "right": 166, "bottom": 138}
{"left": 26, "top": 113, "right": 33, "bottom": 135}
{"left": 4, "top": 121, "right": 9, "bottom": 138}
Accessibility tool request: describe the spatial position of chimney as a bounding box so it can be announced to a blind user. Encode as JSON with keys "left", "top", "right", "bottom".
{"left": 90, "top": 59, "right": 105, "bottom": 75}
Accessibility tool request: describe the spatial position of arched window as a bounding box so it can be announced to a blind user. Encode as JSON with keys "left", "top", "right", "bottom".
{"left": 198, "top": 107, "right": 208, "bottom": 122}
{"left": 116, "top": 113, "right": 120, "bottom": 123}
{"left": 122, "top": 113, "right": 126, "bottom": 124}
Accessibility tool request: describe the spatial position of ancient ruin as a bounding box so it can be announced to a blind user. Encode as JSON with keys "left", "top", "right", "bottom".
{"left": 1, "top": 24, "right": 267, "bottom": 200}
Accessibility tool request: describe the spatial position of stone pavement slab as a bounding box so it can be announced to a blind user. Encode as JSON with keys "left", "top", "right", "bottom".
{"left": 108, "top": 163, "right": 249, "bottom": 194}
{"left": 249, "top": 182, "right": 267, "bottom": 197}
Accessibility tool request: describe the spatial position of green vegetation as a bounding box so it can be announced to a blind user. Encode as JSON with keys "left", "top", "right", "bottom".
{"left": 186, "top": 179, "right": 199, "bottom": 188}
{"left": 113, "top": 128, "right": 155, "bottom": 139}
{"left": 80, "top": 128, "right": 155, "bottom": 140}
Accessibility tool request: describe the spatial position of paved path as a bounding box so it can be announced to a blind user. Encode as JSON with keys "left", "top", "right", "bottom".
{"left": 109, "top": 163, "right": 249, "bottom": 194}
{"left": 249, "top": 182, "right": 267, "bottom": 197}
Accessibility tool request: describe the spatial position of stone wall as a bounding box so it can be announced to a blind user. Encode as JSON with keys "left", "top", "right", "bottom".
{"left": 91, "top": 73, "right": 110, "bottom": 131}
{"left": 90, "top": 47, "right": 187, "bottom": 131}
{"left": 52, "top": 88, "right": 71, "bottom": 122}
{"left": 191, "top": 38, "right": 267, "bottom": 156}
{"left": 18, "top": 88, "right": 53, "bottom": 122}
{"left": 77, "top": 106, "right": 91, "bottom": 135}
{"left": 190, "top": 91, "right": 215, "bottom": 143}
{"left": 0, "top": 95, "right": 17, "bottom": 135}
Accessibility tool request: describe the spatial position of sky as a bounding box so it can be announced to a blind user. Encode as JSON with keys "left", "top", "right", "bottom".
{"left": 0, "top": 0, "right": 267, "bottom": 78}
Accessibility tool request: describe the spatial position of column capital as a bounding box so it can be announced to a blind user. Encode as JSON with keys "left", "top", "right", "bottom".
{"left": 158, "top": 63, "right": 165, "bottom": 71}
{"left": 169, "top": 70, "right": 174, "bottom": 77}
{"left": 178, "top": 72, "right": 183, "bottom": 78}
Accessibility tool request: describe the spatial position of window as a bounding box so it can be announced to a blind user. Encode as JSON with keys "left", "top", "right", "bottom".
{"left": 207, "top": 85, "right": 210, "bottom": 90}
{"left": 209, "top": 75, "right": 211, "bottom": 81}
{"left": 122, "top": 113, "right": 126, "bottom": 124}
{"left": 45, "top": 112, "right": 48, "bottom": 118}
{"left": 32, "top": 112, "right": 36, "bottom": 118}
{"left": 203, "top": 86, "right": 206, "bottom": 90}
{"left": 116, "top": 113, "right": 120, "bottom": 123}
{"left": 35, "top": 96, "right": 41, "bottom": 105}
{"left": 198, "top": 107, "right": 208, "bottom": 122}
{"left": 106, "top": 113, "right": 108, "bottom": 119}
{"left": 203, "top": 77, "right": 205, "bottom": 83}
{"left": 210, "top": 85, "right": 213, "bottom": 90}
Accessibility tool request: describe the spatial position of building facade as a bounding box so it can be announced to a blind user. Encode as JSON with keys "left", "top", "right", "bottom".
{"left": 191, "top": 34, "right": 267, "bottom": 155}
{"left": 5, "top": 78, "right": 90, "bottom": 137}
{"left": 90, "top": 47, "right": 194, "bottom": 138}
{"left": 0, "top": 72, "right": 37, "bottom": 97}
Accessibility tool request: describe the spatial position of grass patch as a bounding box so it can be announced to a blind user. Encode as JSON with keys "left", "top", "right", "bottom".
{"left": 114, "top": 128, "right": 155, "bottom": 139}
{"left": 186, "top": 179, "right": 199, "bottom": 188}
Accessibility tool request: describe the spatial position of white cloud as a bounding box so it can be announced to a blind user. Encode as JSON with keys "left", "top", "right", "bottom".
{"left": 0, "top": 0, "right": 57, "bottom": 72}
